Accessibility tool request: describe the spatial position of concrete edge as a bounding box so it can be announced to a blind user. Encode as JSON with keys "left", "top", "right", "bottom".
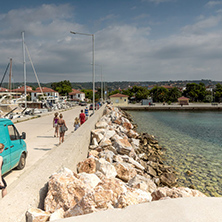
{"left": 56, "top": 197, "right": 222, "bottom": 222}
{"left": 0, "top": 106, "right": 105, "bottom": 222}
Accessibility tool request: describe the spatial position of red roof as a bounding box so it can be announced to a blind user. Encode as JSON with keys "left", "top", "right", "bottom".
{"left": 0, "top": 87, "right": 8, "bottom": 92}
{"left": 178, "top": 96, "right": 189, "bottom": 100}
{"left": 33, "top": 87, "right": 56, "bottom": 93}
{"left": 110, "top": 93, "right": 129, "bottom": 98}
{"left": 12, "top": 86, "right": 33, "bottom": 93}
{"left": 69, "top": 89, "right": 83, "bottom": 95}
{"left": 161, "top": 85, "right": 174, "bottom": 89}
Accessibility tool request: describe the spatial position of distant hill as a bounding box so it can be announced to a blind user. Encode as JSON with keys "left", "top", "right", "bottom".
{"left": 1, "top": 79, "right": 222, "bottom": 92}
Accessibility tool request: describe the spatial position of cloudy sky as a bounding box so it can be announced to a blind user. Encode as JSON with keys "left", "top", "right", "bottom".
{"left": 0, "top": 0, "right": 222, "bottom": 83}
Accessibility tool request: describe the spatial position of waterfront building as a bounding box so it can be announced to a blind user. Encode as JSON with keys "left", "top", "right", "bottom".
{"left": 31, "top": 87, "right": 59, "bottom": 103}
{"left": 69, "top": 89, "right": 85, "bottom": 102}
{"left": 178, "top": 96, "right": 189, "bottom": 105}
{"left": 12, "top": 85, "right": 33, "bottom": 99}
{"left": 110, "top": 93, "right": 129, "bottom": 106}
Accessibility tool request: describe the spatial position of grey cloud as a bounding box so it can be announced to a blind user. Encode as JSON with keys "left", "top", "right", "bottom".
{"left": 1, "top": 3, "right": 222, "bottom": 83}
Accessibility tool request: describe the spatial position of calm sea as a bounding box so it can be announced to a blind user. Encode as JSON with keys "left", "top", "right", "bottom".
{"left": 128, "top": 110, "right": 222, "bottom": 197}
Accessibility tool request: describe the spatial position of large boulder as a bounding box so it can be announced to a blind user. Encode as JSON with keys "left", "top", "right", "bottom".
{"left": 128, "top": 174, "right": 157, "bottom": 193}
{"left": 95, "top": 158, "right": 117, "bottom": 178}
{"left": 121, "top": 155, "right": 145, "bottom": 171}
{"left": 117, "top": 188, "right": 152, "bottom": 208}
{"left": 91, "top": 129, "right": 105, "bottom": 143}
{"left": 113, "top": 162, "right": 137, "bottom": 182}
{"left": 95, "top": 121, "right": 108, "bottom": 129}
{"left": 112, "top": 135, "right": 133, "bottom": 155}
{"left": 151, "top": 187, "right": 206, "bottom": 201}
{"left": 78, "top": 172, "right": 101, "bottom": 189}
{"left": 99, "top": 150, "right": 115, "bottom": 163}
{"left": 26, "top": 208, "right": 51, "bottom": 222}
{"left": 99, "top": 138, "right": 112, "bottom": 148}
{"left": 77, "top": 157, "right": 96, "bottom": 174}
{"left": 159, "top": 172, "right": 177, "bottom": 187}
{"left": 49, "top": 208, "right": 65, "bottom": 221}
{"left": 44, "top": 171, "right": 89, "bottom": 213}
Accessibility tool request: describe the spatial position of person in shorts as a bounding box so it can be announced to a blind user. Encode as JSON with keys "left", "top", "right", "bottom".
{"left": 0, "top": 143, "right": 7, "bottom": 198}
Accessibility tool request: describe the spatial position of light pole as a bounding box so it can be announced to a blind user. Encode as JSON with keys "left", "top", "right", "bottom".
{"left": 95, "top": 64, "right": 103, "bottom": 102}
{"left": 70, "top": 31, "right": 95, "bottom": 113}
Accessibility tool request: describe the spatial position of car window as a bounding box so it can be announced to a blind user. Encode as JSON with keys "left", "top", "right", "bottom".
{"left": 8, "top": 125, "right": 20, "bottom": 141}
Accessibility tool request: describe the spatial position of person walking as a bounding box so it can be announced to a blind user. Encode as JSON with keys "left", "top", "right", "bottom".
{"left": 53, "top": 112, "right": 59, "bottom": 137}
{"left": 84, "top": 106, "right": 89, "bottom": 120}
{"left": 74, "top": 117, "right": 80, "bottom": 131}
{"left": 57, "top": 114, "right": 68, "bottom": 145}
{"left": 0, "top": 143, "right": 7, "bottom": 198}
{"left": 79, "top": 110, "right": 86, "bottom": 125}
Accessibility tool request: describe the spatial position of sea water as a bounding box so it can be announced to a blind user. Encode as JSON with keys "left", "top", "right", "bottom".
{"left": 128, "top": 110, "right": 222, "bottom": 197}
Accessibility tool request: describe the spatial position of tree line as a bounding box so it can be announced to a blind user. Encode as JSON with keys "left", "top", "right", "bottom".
{"left": 49, "top": 80, "right": 222, "bottom": 103}
{"left": 109, "top": 83, "right": 222, "bottom": 103}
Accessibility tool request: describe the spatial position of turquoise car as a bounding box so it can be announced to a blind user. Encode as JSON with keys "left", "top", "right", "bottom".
{"left": 0, "top": 118, "right": 27, "bottom": 175}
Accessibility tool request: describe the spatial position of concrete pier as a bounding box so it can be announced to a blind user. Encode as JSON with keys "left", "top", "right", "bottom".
{"left": 119, "top": 103, "right": 222, "bottom": 111}
{"left": 0, "top": 106, "right": 105, "bottom": 222}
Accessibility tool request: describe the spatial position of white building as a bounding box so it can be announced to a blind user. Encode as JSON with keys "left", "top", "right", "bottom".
{"left": 69, "top": 89, "right": 85, "bottom": 101}
{"left": 31, "top": 87, "right": 59, "bottom": 102}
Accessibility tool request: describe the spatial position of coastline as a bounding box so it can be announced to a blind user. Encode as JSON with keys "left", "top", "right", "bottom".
{"left": 119, "top": 103, "right": 222, "bottom": 111}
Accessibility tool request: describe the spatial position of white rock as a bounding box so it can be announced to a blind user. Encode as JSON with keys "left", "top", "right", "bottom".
{"left": 99, "top": 138, "right": 112, "bottom": 147}
{"left": 128, "top": 174, "right": 157, "bottom": 193}
{"left": 78, "top": 172, "right": 101, "bottom": 189}
{"left": 92, "top": 137, "right": 98, "bottom": 146}
{"left": 95, "top": 121, "right": 108, "bottom": 129}
{"left": 96, "top": 158, "right": 117, "bottom": 178}
{"left": 104, "top": 129, "right": 116, "bottom": 139}
{"left": 26, "top": 208, "right": 50, "bottom": 222}
{"left": 49, "top": 208, "right": 64, "bottom": 221}
{"left": 99, "top": 150, "right": 115, "bottom": 163}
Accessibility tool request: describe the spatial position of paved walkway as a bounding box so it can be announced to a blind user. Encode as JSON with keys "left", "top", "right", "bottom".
{"left": 4, "top": 106, "right": 90, "bottom": 191}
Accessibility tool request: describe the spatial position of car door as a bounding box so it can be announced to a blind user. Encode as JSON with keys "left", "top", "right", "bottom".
{"left": 7, "top": 124, "right": 22, "bottom": 169}
{"left": 0, "top": 125, "right": 11, "bottom": 175}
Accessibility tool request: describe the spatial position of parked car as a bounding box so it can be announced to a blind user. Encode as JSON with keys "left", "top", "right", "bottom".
{"left": 79, "top": 101, "right": 87, "bottom": 106}
{"left": 0, "top": 118, "right": 27, "bottom": 175}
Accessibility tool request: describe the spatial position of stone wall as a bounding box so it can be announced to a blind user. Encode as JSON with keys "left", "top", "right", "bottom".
{"left": 26, "top": 105, "right": 206, "bottom": 221}
{"left": 0, "top": 106, "right": 105, "bottom": 222}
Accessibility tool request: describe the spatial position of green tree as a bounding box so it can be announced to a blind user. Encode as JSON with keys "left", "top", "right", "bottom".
{"left": 150, "top": 86, "right": 168, "bottom": 102}
{"left": 214, "top": 83, "right": 222, "bottom": 102}
{"left": 167, "top": 87, "right": 182, "bottom": 102}
{"left": 183, "top": 83, "right": 206, "bottom": 102}
{"left": 51, "top": 80, "right": 72, "bottom": 96}
{"left": 109, "top": 89, "right": 121, "bottom": 96}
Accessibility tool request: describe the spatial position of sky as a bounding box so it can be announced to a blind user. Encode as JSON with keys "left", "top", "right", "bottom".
{"left": 0, "top": 0, "right": 222, "bottom": 83}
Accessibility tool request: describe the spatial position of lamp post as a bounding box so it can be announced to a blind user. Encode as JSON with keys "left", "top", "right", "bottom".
{"left": 22, "top": 31, "right": 27, "bottom": 108}
{"left": 94, "top": 64, "right": 103, "bottom": 102}
{"left": 70, "top": 31, "right": 95, "bottom": 113}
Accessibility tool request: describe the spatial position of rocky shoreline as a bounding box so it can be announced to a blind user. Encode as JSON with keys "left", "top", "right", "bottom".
{"left": 26, "top": 105, "right": 206, "bottom": 221}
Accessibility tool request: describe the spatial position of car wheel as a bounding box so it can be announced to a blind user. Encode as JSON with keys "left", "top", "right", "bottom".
{"left": 16, "top": 153, "right": 26, "bottom": 170}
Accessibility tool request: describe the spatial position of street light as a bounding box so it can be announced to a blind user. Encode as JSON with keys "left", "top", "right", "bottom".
{"left": 95, "top": 64, "right": 103, "bottom": 102}
{"left": 70, "top": 31, "right": 95, "bottom": 113}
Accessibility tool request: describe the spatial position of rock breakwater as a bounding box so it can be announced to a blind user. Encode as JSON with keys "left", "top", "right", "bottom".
{"left": 26, "top": 105, "right": 206, "bottom": 221}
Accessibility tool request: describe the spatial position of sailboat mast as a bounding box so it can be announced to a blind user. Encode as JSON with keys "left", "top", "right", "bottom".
{"left": 9, "top": 58, "right": 12, "bottom": 92}
{"left": 22, "top": 31, "right": 27, "bottom": 108}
